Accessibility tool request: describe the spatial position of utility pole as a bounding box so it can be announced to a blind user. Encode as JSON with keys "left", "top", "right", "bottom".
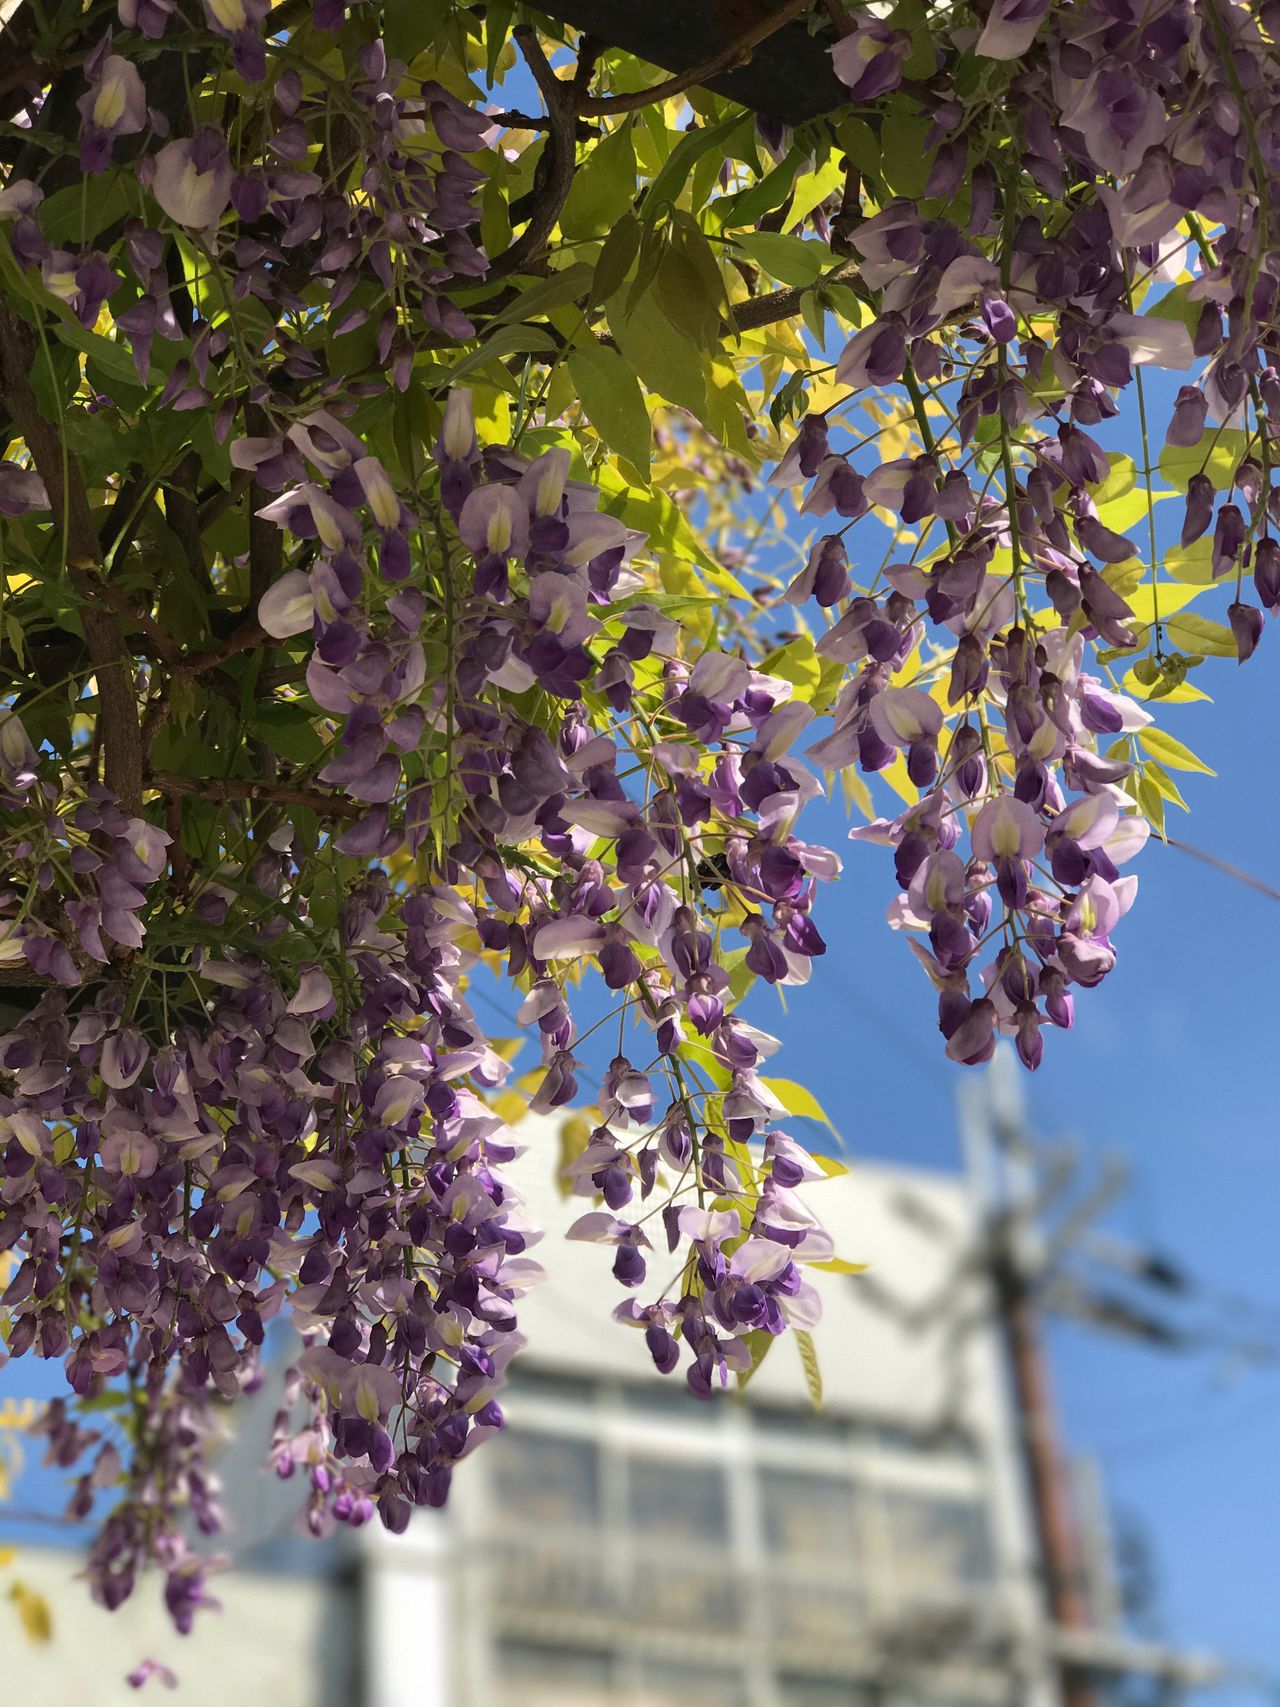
{"left": 959, "top": 1053, "right": 1100, "bottom": 1707}
{"left": 863, "top": 1050, "right": 1240, "bottom": 1701}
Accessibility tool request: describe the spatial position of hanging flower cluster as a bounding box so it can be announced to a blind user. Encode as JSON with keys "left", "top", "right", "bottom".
{"left": 0, "top": 371, "right": 844, "bottom": 1627}
{"left": 766, "top": 0, "right": 1280, "bottom": 1063}
{"left": 0, "top": 0, "right": 1275, "bottom": 1647}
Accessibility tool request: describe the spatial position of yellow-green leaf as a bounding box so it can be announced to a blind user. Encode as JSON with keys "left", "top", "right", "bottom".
{"left": 796, "top": 1328, "right": 823, "bottom": 1411}
{"left": 1163, "top": 610, "right": 1237, "bottom": 657}
{"left": 879, "top": 748, "right": 919, "bottom": 807}
{"left": 608, "top": 286, "right": 708, "bottom": 419}
{"left": 1135, "top": 773, "right": 1167, "bottom": 837}
{"left": 1143, "top": 760, "right": 1190, "bottom": 810}
{"left": 1091, "top": 452, "right": 1137, "bottom": 507}
{"left": 1158, "top": 429, "right": 1249, "bottom": 493}
{"left": 842, "top": 767, "right": 875, "bottom": 819}
{"left": 1163, "top": 538, "right": 1214, "bottom": 584}
{"left": 1138, "top": 727, "right": 1215, "bottom": 774}
{"left": 567, "top": 343, "right": 652, "bottom": 476}
{"left": 8, "top": 1582, "right": 52, "bottom": 1644}
{"left": 1122, "top": 581, "right": 1206, "bottom": 625}
{"left": 759, "top": 635, "right": 820, "bottom": 698}
{"left": 735, "top": 231, "right": 830, "bottom": 288}
{"left": 1121, "top": 666, "right": 1210, "bottom": 704}
{"left": 760, "top": 1077, "right": 835, "bottom": 1129}
{"left": 736, "top": 1328, "right": 777, "bottom": 1391}
{"left": 560, "top": 120, "right": 636, "bottom": 241}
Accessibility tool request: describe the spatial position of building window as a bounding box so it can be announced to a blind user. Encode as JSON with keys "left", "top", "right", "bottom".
{"left": 476, "top": 1377, "right": 1005, "bottom": 1707}
{"left": 874, "top": 1489, "right": 994, "bottom": 1605}
{"left": 627, "top": 1454, "right": 738, "bottom": 1625}
{"left": 634, "top": 1659, "right": 749, "bottom": 1706}
{"left": 492, "top": 1640, "right": 612, "bottom": 1706}
{"left": 627, "top": 1455, "right": 729, "bottom": 1550}
{"left": 777, "top": 1679, "right": 875, "bottom": 1706}
{"left": 489, "top": 1431, "right": 600, "bottom": 1531}
{"left": 760, "top": 1468, "right": 860, "bottom": 1561}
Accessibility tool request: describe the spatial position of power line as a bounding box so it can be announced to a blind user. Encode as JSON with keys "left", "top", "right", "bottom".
{"left": 1164, "top": 836, "right": 1280, "bottom": 905}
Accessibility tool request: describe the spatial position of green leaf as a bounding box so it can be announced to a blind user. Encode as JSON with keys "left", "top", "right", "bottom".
{"left": 812, "top": 1257, "right": 869, "bottom": 1274}
{"left": 643, "top": 111, "right": 746, "bottom": 223}
{"left": 1145, "top": 281, "right": 1202, "bottom": 335}
{"left": 1121, "top": 664, "right": 1210, "bottom": 704}
{"left": 1163, "top": 610, "right": 1238, "bottom": 657}
{"left": 384, "top": 0, "right": 452, "bottom": 60}
{"left": 592, "top": 213, "right": 640, "bottom": 305}
{"left": 889, "top": 0, "right": 940, "bottom": 77}
{"left": 39, "top": 169, "right": 136, "bottom": 246}
{"left": 1158, "top": 429, "right": 1249, "bottom": 493}
{"left": 1138, "top": 726, "right": 1216, "bottom": 774}
{"left": 800, "top": 290, "right": 827, "bottom": 347}
{"left": 821, "top": 282, "right": 864, "bottom": 329}
{"left": 492, "top": 264, "right": 594, "bottom": 326}
{"left": 669, "top": 211, "right": 732, "bottom": 335}
{"left": 829, "top": 115, "right": 881, "bottom": 181}
{"left": 734, "top": 232, "right": 830, "bottom": 288}
{"left": 485, "top": 0, "right": 516, "bottom": 81}
{"left": 736, "top": 1328, "right": 777, "bottom": 1391}
{"left": 448, "top": 325, "right": 557, "bottom": 385}
{"left": 252, "top": 704, "right": 327, "bottom": 765}
{"left": 561, "top": 120, "right": 637, "bottom": 241}
{"left": 608, "top": 287, "right": 708, "bottom": 418}
{"left": 567, "top": 342, "right": 651, "bottom": 474}
{"left": 653, "top": 244, "right": 720, "bottom": 346}
{"left": 29, "top": 340, "right": 78, "bottom": 419}
{"left": 760, "top": 1076, "right": 835, "bottom": 1129}
{"left": 711, "top": 144, "right": 805, "bottom": 232}
{"left": 878, "top": 114, "right": 935, "bottom": 200}
{"left": 51, "top": 317, "right": 142, "bottom": 392}
{"left": 796, "top": 1329, "right": 823, "bottom": 1412}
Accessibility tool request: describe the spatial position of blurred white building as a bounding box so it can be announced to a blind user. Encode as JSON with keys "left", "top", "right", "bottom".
{"left": 9, "top": 1114, "right": 1133, "bottom": 1707}
{"left": 364, "top": 1117, "right": 1059, "bottom": 1707}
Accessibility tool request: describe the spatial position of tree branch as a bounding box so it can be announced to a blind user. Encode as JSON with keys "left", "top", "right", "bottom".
{"left": 729, "top": 260, "right": 862, "bottom": 331}
{"left": 485, "top": 26, "right": 583, "bottom": 282}
{"left": 148, "top": 771, "right": 359, "bottom": 818}
{"left": 174, "top": 620, "right": 270, "bottom": 681}
{"left": 0, "top": 299, "right": 144, "bottom": 811}
{"left": 577, "top": 0, "right": 817, "bottom": 115}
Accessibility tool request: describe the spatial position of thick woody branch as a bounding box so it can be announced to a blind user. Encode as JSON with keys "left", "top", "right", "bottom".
{"left": 577, "top": 0, "right": 817, "bottom": 115}
{"left": 485, "top": 27, "right": 584, "bottom": 282}
{"left": 729, "top": 260, "right": 862, "bottom": 331}
{"left": 174, "top": 621, "right": 270, "bottom": 681}
{"left": 148, "top": 771, "right": 359, "bottom": 819}
{"left": 0, "top": 299, "right": 144, "bottom": 811}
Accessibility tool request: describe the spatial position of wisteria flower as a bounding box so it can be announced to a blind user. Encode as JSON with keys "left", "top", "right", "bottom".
{"left": 150, "top": 130, "right": 233, "bottom": 228}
